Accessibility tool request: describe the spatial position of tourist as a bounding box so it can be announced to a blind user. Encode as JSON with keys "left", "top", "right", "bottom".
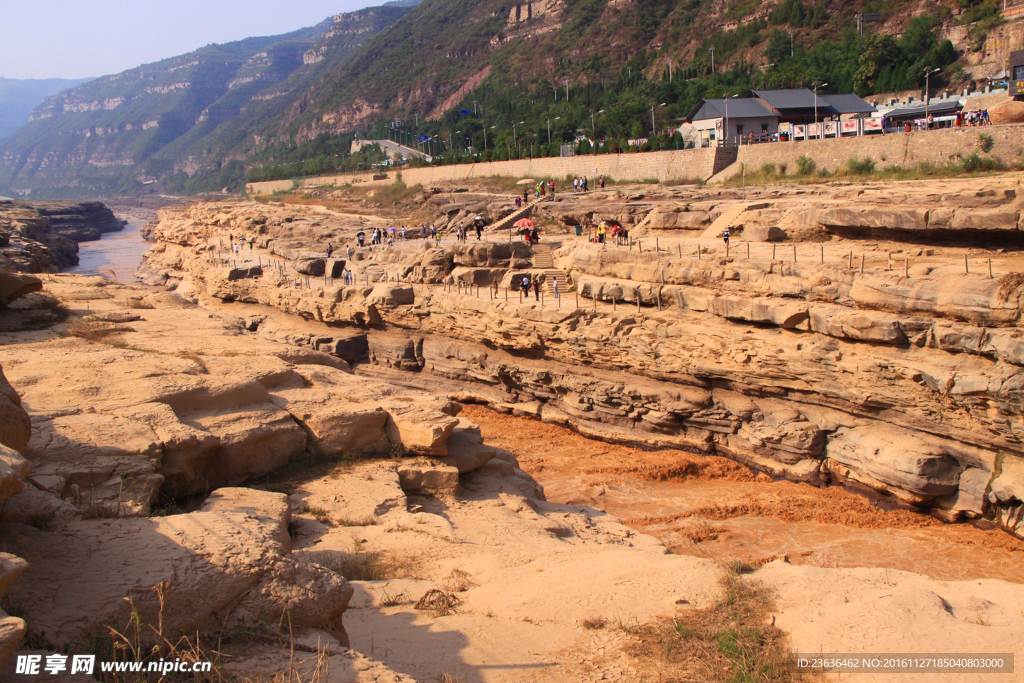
{"left": 327, "top": 243, "right": 334, "bottom": 259}
{"left": 550, "top": 179, "right": 555, "bottom": 196}
{"left": 475, "top": 223, "right": 483, "bottom": 240}
{"left": 552, "top": 276, "right": 559, "bottom": 299}
{"left": 530, "top": 227, "right": 539, "bottom": 244}
{"left": 723, "top": 227, "right": 730, "bottom": 248}
{"left": 248, "top": 240, "right": 253, "bottom": 252}
{"left": 401, "top": 226, "right": 406, "bottom": 239}
{"left": 599, "top": 176, "right": 605, "bottom": 189}
{"left": 597, "top": 223, "right": 606, "bottom": 243}
{"left": 523, "top": 189, "right": 529, "bottom": 204}
{"left": 532, "top": 278, "right": 540, "bottom": 301}
{"left": 574, "top": 177, "right": 579, "bottom": 192}
{"left": 347, "top": 245, "right": 352, "bottom": 260}
{"left": 583, "top": 176, "right": 588, "bottom": 192}
{"left": 357, "top": 231, "right": 365, "bottom": 247}
{"left": 521, "top": 276, "right": 530, "bottom": 294}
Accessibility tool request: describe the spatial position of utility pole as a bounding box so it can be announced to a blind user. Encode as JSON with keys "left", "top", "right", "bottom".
{"left": 924, "top": 67, "right": 940, "bottom": 127}
{"left": 473, "top": 100, "right": 478, "bottom": 115}
{"left": 651, "top": 102, "right": 666, "bottom": 137}
{"left": 547, "top": 116, "right": 560, "bottom": 144}
{"left": 789, "top": 31, "right": 794, "bottom": 57}
{"left": 591, "top": 109, "right": 603, "bottom": 154}
{"left": 669, "top": 57, "right": 673, "bottom": 82}
{"left": 565, "top": 77, "right": 569, "bottom": 101}
{"left": 813, "top": 81, "right": 828, "bottom": 138}
{"left": 709, "top": 47, "right": 715, "bottom": 74}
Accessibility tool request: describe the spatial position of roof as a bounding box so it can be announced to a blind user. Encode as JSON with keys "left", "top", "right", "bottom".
{"left": 690, "top": 98, "right": 777, "bottom": 121}
{"left": 819, "top": 93, "right": 876, "bottom": 114}
{"left": 752, "top": 88, "right": 829, "bottom": 111}
{"left": 881, "top": 100, "right": 963, "bottom": 118}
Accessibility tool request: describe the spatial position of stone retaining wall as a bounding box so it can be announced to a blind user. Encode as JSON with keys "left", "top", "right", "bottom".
{"left": 247, "top": 146, "right": 735, "bottom": 194}
{"left": 724, "top": 123, "right": 1024, "bottom": 180}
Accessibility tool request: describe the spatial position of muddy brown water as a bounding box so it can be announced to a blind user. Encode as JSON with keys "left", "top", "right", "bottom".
{"left": 460, "top": 404, "right": 1024, "bottom": 585}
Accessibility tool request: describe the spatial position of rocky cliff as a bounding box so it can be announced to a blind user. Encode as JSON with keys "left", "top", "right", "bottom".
{"left": 138, "top": 180, "right": 1024, "bottom": 541}
{"left": 0, "top": 200, "right": 124, "bottom": 272}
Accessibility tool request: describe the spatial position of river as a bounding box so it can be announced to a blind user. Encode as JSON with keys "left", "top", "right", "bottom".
{"left": 67, "top": 222, "right": 151, "bottom": 281}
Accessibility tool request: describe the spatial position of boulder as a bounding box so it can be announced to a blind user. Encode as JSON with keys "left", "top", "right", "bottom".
{"left": 294, "top": 257, "right": 326, "bottom": 276}
{"left": 988, "top": 99, "right": 1024, "bottom": 125}
{"left": 817, "top": 207, "right": 928, "bottom": 232}
{"left": 200, "top": 487, "right": 292, "bottom": 551}
{"left": 743, "top": 225, "right": 785, "bottom": 242}
{"left": 440, "top": 422, "right": 498, "bottom": 474}
{"left": 0, "top": 367, "right": 30, "bottom": 454}
{"left": 397, "top": 458, "right": 460, "bottom": 495}
{"left": 0, "top": 273, "right": 41, "bottom": 306}
{"left": 382, "top": 398, "right": 460, "bottom": 455}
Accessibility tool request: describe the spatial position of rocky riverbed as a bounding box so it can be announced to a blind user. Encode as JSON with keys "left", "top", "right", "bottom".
{"left": 0, "top": 176, "right": 1021, "bottom": 680}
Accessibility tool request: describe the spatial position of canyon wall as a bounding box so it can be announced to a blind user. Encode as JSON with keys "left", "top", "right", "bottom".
{"left": 140, "top": 199, "right": 1024, "bottom": 540}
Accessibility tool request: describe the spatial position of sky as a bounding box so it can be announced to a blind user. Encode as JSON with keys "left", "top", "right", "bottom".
{"left": 0, "top": 0, "right": 379, "bottom": 80}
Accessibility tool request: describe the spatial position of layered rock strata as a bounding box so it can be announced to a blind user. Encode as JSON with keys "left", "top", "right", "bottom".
{"left": 140, "top": 198, "right": 1024, "bottom": 540}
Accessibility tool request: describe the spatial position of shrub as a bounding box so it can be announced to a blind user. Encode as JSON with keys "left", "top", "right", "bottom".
{"left": 795, "top": 155, "right": 817, "bottom": 175}
{"left": 844, "top": 157, "right": 876, "bottom": 175}
{"left": 759, "top": 163, "right": 777, "bottom": 176}
{"left": 978, "top": 132, "right": 995, "bottom": 154}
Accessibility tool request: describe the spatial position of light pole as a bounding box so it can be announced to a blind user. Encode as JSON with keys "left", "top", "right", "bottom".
{"left": 484, "top": 125, "right": 494, "bottom": 151}
{"left": 812, "top": 81, "right": 828, "bottom": 139}
{"left": 651, "top": 102, "right": 666, "bottom": 137}
{"left": 591, "top": 110, "right": 604, "bottom": 154}
{"left": 923, "top": 67, "right": 940, "bottom": 128}
{"left": 547, "top": 116, "right": 560, "bottom": 144}
{"left": 723, "top": 93, "right": 738, "bottom": 147}
{"left": 565, "top": 77, "right": 569, "bottom": 101}
{"left": 709, "top": 47, "right": 715, "bottom": 74}
{"left": 513, "top": 120, "right": 524, "bottom": 146}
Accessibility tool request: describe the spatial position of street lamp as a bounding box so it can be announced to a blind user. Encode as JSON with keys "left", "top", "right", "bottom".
{"left": 591, "top": 110, "right": 604, "bottom": 155}
{"left": 812, "top": 81, "right": 828, "bottom": 139}
{"left": 547, "top": 116, "right": 560, "bottom": 144}
{"left": 651, "top": 102, "right": 666, "bottom": 137}
{"left": 484, "top": 125, "right": 495, "bottom": 151}
{"left": 724, "top": 93, "right": 738, "bottom": 147}
{"left": 513, "top": 120, "right": 525, "bottom": 146}
{"left": 923, "top": 67, "right": 941, "bottom": 128}
{"left": 709, "top": 47, "right": 715, "bottom": 74}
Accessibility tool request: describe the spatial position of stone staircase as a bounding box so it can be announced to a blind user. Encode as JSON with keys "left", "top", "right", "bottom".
{"left": 699, "top": 204, "right": 749, "bottom": 239}
{"left": 531, "top": 243, "right": 566, "bottom": 296}
{"left": 489, "top": 196, "right": 552, "bottom": 233}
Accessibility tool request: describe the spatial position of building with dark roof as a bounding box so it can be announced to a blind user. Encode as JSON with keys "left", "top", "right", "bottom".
{"left": 688, "top": 97, "right": 779, "bottom": 143}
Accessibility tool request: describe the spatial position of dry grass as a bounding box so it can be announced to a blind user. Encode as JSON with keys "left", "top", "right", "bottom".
{"left": 377, "top": 582, "right": 411, "bottom": 607}
{"left": 626, "top": 564, "right": 808, "bottom": 683}
{"left": 414, "top": 588, "right": 462, "bottom": 617}
{"left": 441, "top": 568, "right": 476, "bottom": 593}
{"left": 304, "top": 550, "right": 409, "bottom": 581}
{"left": 997, "top": 272, "right": 1024, "bottom": 301}
{"left": 32, "top": 292, "right": 72, "bottom": 318}
{"left": 581, "top": 616, "right": 609, "bottom": 630}
{"left": 678, "top": 520, "right": 729, "bottom": 544}
{"left": 64, "top": 319, "right": 123, "bottom": 342}
{"left": 436, "top": 673, "right": 469, "bottom": 683}
{"left": 127, "top": 298, "right": 156, "bottom": 310}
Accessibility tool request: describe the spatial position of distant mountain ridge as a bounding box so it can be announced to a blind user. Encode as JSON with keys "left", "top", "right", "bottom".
{"left": 0, "top": 3, "right": 413, "bottom": 196}
{"left": 0, "top": 77, "right": 93, "bottom": 141}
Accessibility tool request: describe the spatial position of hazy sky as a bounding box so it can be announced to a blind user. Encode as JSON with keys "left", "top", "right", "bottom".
{"left": 0, "top": 0, "right": 379, "bottom": 80}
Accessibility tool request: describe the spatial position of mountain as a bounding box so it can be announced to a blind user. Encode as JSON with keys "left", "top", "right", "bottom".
{"left": 0, "top": 77, "right": 93, "bottom": 140}
{"left": 0, "top": 0, "right": 992, "bottom": 195}
{"left": 0, "top": 4, "right": 412, "bottom": 197}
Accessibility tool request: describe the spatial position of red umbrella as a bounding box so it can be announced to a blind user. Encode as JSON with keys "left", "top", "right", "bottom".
{"left": 513, "top": 218, "right": 536, "bottom": 228}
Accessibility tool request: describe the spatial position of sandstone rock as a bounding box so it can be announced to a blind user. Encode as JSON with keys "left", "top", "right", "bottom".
{"left": 818, "top": 207, "right": 928, "bottom": 232}
{"left": 294, "top": 257, "right": 326, "bottom": 276}
{"left": 441, "top": 422, "right": 498, "bottom": 473}
{"left": 0, "top": 273, "right": 42, "bottom": 306}
{"left": 200, "top": 487, "right": 292, "bottom": 551}
{"left": 988, "top": 98, "right": 1024, "bottom": 125}
{"left": 397, "top": 458, "right": 460, "bottom": 495}
{"left": 0, "top": 367, "right": 29, "bottom": 454}
{"left": 950, "top": 207, "right": 1018, "bottom": 231}
{"left": 827, "top": 428, "right": 961, "bottom": 504}
{"left": 711, "top": 295, "right": 808, "bottom": 328}
{"left": 743, "top": 225, "right": 785, "bottom": 242}
{"left": 382, "top": 398, "right": 460, "bottom": 456}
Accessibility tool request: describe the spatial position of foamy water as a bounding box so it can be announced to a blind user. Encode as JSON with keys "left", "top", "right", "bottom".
{"left": 67, "top": 223, "right": 151, "bottom": 280}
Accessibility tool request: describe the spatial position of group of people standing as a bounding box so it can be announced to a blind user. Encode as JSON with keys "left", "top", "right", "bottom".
{"left": 516, "top": 274, "right": 559, "bottom": 301}
{"left": 454, "top": 222, "right": 483, "bottom": 242}
{"left": 573, "top": 176, "right": 589, "bottom": 192}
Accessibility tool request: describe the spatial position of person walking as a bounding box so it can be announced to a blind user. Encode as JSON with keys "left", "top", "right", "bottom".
{"left": 532, "top": 278, "right": 541, "bottom": 301}
{"left": 552, "top": 276, "right": 559, "bottom": 299}
{"left": 327, "top": 243, "right": 334, "bottom": 259}
{"left": 475, "top": 223, "right": 483, "bottom": 240}
{"left": 550, "top": 179, "right": 555, "bottom": 197}
{"left": 723, "top": 227, "right": 730, "bottom": 249}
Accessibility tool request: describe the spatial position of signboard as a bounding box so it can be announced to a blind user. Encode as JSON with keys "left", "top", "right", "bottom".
{"left": 841, "top": 119, "right": 859, "bottom": 135}
{"left": 793, "top": 124, "right": 805, "bottom": 139}
{"left": 807, "top": 123, "right": 820, "bottom": 138}
{"left": 823, "top": 121, "right": 838, "bottom": 137}
{"left": 392, "top": 120, "right": 404, "bottom": 127}
{"left": 418, "top": 135, "right": 429, "bottom": 142}
{"left": 778, "top": 122, "right": 792, "bottom": 133}
{"left": 863, "top": 118, "right": 884, "bottom": 133}
{"left": 459, "top": 109, "right": 471, "bottom": 115}
{"left": 862, "top": 12, "right": 881, "bottom": 22}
